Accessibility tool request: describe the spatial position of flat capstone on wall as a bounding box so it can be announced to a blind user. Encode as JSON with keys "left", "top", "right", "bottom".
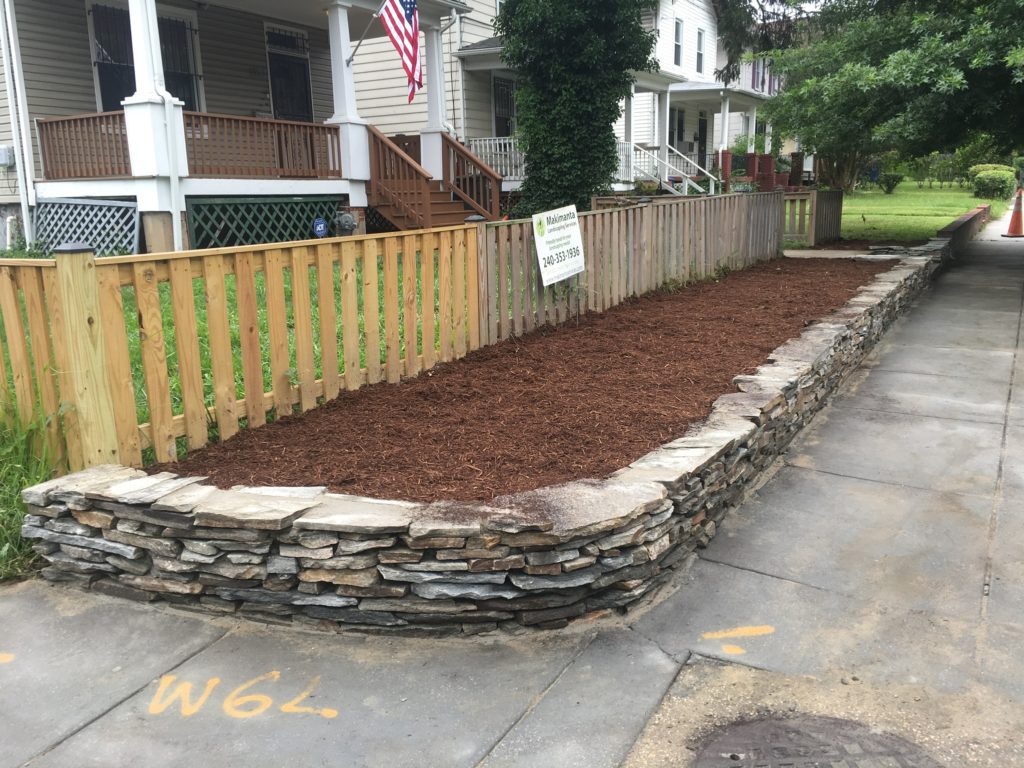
{"left": 20, "top": 239, "right": 957, "bottom": 635}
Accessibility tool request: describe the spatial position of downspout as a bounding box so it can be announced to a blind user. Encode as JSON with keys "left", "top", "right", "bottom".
{"left": 456, "top": 12, "right": 466, "bottom": 140}
{"left": 0, "top": 0, "right": 31, "bottom": 242}
{"left": 440, "top": 12, "right": 458, "bottom": 137}
{"left": 0, "top": 0, "right": 32, "bottom": 240}
{"left": 140, "top": 3, "right": 183, "bottom": 250}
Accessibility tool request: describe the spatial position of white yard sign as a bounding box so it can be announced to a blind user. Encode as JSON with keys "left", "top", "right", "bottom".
{"left": 532, "top": 205, "right": 585, "bottom": 286}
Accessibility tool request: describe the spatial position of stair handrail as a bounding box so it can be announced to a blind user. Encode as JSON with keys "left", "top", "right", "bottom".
{"left": 367, "top": 125, "right": 433, "bottom": 230}
{"left": 666, "top": 144, "right": 719, "bottom": 195}
{"left": 629, "top": 143, "right": 686, "bottom": 196}
{"left": 442, "top": 134, "right": 503, "bottom": 220}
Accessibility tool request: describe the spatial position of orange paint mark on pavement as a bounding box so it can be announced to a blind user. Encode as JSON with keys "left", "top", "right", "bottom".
{"left": 702, "top": 625, "right": 776, "bottom": 641}
{"left": 0, "top": 653, "right": 14, "bottom": 664}
{"left": 148, "top": 675, "right": 222, "bottom": 717}
{"left": 279, "top": 675, "right": 339, "bottom": 720}
{"left": 721, "top": 645, "right": 747, "bottom": 655}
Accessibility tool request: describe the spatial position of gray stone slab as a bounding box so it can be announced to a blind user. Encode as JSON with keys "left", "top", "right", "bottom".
{"left": 478, "top": 631, "right": 680, "bottom": 768}
{"left": 706, "top": 467, "right": 991, "bottom": 620}
{"left": 0, "top": 580, "right": 224, "bottom": 768}
{"left": 28, "top": 625, "right": 586, "bottom": 768}
{"left": 633, "top": 559, "right": 977, "bottom": 691}
{"left": 868, "top": 343, "right": 1015, "bottom": 383}
{"left": 833, "top": 368, "right": 1009, "bottom": 424}
{"left": 786, "top": 407, "right": 1003, "bottom": 497}
{"left": 294, "top": 493, "right": 424, "bottom": 533}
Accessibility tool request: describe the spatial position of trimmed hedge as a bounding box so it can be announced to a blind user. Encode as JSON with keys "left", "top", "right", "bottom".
{"left": 968, "top": 163, "right": 1016, "bottom": 183}
{"left": 973, "top": 170, "right": 1017, "bottom": 199}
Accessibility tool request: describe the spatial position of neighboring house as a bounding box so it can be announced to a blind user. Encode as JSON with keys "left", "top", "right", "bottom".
{"left": 0, "top": 0, "right": 503, "bottom": 253}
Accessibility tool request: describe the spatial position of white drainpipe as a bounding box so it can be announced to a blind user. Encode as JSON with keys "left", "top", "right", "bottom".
{"left": 0, "top": 0, "right": 33, "bottom": 241}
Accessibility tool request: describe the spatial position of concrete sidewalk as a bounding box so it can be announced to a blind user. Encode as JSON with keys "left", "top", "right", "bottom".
{"left": 2, "top": 211, "right": 1022, "bottom": 767}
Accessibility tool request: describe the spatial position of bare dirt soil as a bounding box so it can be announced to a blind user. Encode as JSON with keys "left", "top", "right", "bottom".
{"left": 157, "top": 257, "right": 896, "bottom": 502}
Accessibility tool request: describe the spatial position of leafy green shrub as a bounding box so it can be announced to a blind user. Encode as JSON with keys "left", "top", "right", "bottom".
{"left": 877, "top": 173, "right": 904, "bottom": 194}
{"left": 967, "top": 164, "right": 1016, "bottom": 183}
{"left": 730, "top": 181, "right": 758, "bottom": 193}
{"left": 973, "top": 170, "right": 1017, "bottom": 199}
{"left": 1013, "top": 156, "right": 1024, "bottom": 181}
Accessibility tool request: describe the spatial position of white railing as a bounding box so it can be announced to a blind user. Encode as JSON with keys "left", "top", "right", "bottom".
{"left": 667, "top": 145, "right": 719, "bottom": 195}
{"left": 466, "top": 136, "right": 525, "bottom": 181}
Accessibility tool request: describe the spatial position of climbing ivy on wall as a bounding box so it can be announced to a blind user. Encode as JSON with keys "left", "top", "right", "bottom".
{"left": 496, "top": 0, "right": 658, "bottom": 215}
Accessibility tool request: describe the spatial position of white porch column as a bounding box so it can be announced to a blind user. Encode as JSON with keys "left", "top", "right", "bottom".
{"left": 657, "top": 90, "right": 670, "bottom": 175}
{"left": 764, "top": 122, "right": 774, "bottom": 155}
{"left": 718, "top": 93, "right": 731, "bottom": 151}
{"left": 747, "top": 107, "right": 758, "bottom": 153}
{"left": 326, "top": 1, "right": 370, "bottom": 182}
{"left": 623, "top": 86, "right": 634, "bottom": 145}
{"left": 420, "top": 23, "right": 448, "bottom": 180}
{"left": 121, "top": 0, "right": 188, "bottom": 180}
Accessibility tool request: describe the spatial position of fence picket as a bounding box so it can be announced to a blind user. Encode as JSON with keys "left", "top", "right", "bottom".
{"left": 402, "top": 235, "right": 420, "bottom": 376}
{"left": 41, "top": 267, "right": 84, "bottom": 470}
{"left": 96, "top": 267, "right": 142, "bottom": 465}
{"left": 20, "top": 268, "right": 63, "bottom": 461}
{"left": 314, "top": 244, "right": 341, "bottom": 400}
{"left": 132, "top": 262, "right": 176, "bottom": 461}
{"left": 290, "top": 246, "right": 317, "bottom": 410}
{"left": 341, "top": 241, "right": 362, "bottom": 390}
{"left": 421, "top": 232, "right": 437, "bottom": 369}
{"left": 383, "top": 237, "right": 402, "bottom": 384}
{"left": 361, "top": 240, "right": 383, "bottom": 384}
{"left": 0, "top": 267, "right": 33, "bottom": 425}
{"left": 453, "top": 227, "right": 467, "bottom": 357}
{"left": 203, "top": 255, "right": 239, "bottom": 441}
{"left": 264, "top": 248, "right": 293, "bottom": 416}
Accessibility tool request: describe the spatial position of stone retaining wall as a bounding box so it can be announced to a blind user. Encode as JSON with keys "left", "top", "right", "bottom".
{"left": 21, "top": 242, "right": 953, "bottom": 635}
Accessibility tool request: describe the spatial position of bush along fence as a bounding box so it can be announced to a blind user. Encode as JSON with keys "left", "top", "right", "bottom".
{"left": 782, "top": 190, "right": 844, "bottom": 246}
{"left": 0, "top": 192, "right": 783, "bottom": 473}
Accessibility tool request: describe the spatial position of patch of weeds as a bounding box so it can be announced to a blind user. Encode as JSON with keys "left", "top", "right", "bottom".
{"left": 0, "top": 413, "right": 57, "bottom": 581}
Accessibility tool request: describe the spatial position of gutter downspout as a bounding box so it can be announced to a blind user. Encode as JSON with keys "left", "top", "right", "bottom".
{"left": 140, "top": 2, "right": 183, "bottom": 250}
{"left": 0, "top": 0, "right": 31, "bottom": 242}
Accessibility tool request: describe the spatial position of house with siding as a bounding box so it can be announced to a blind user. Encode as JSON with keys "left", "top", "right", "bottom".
{"left": 0, "top": 0, "right": 777, "bottom": 254}
{"left": 0, "top": 0, "right": 505, "bottom": 253}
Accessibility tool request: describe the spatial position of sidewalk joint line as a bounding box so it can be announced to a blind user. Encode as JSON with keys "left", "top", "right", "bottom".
{"left": 626, "top": 624, "right": 692, "bottom": 667}
{"left": 830, "top": 402, "right": 1007, "bottom": 426}
{"left": 782, "top": 462, "right": 996, "bottom": 502}
{"left": 20, "top": 627, "right": 233, "bottom": 767}
{"left": 471, "top": 634, "right": 596, "bottom": 768}
{"left": 696, "top": 554, "right": 840, "bottom": 596}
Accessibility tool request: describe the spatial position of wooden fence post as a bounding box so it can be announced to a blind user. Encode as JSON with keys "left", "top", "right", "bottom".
{"left": 468, "top": 217, "right": 490, "bottom": 349}
{"left": 54, "top": 243, "right": 121, "bottom": 469}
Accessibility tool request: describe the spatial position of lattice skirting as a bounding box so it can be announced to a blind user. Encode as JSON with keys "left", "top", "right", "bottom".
{"left": 186, "top": 196, "right": 348, "bottom": 249}
{"left": 34, "top": 198, "right": 140, "bottom": 255}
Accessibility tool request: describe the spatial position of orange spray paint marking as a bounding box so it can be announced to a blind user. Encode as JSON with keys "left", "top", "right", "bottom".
{"left": 701, "top": 625, "right": 776, "bottom": 641}
{"left": 721, "top": 645, "right": 747, "bottom": 655}
{"left": 280, "top": 675, "right": 339, "bottom": 719}
{"left": 0, "top": 653, "right": 14, "bottom": 664}
{"left": 148, "top": 675, "right": 222, "bottom": 717}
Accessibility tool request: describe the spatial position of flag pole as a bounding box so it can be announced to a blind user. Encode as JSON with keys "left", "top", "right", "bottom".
{"left": 346, "top": 0, "right": 388, "bottom": 66}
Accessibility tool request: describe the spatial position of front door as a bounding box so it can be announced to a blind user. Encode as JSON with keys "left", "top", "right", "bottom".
{"left": 266, "top": 27, "right": 313, "bottom": 122}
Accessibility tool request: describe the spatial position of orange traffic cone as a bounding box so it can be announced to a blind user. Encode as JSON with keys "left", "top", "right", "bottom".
{"left": 1004, "top": 188, "right": 1024, "bottom": 238}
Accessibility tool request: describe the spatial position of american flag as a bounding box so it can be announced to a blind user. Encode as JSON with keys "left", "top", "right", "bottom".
{"left": 379, "top": 0, "right": 422, "bottom": 102}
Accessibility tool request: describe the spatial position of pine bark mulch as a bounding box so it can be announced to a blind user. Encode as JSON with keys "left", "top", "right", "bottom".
{"left": 157, "top": 257, "right": 896, "bottom": 502}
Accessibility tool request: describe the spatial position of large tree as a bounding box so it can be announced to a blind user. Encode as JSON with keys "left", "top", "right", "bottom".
{"left": 729, "top": 0, "right": 1024, "bottom": 190}
{"left": 496, "top": 0, "right": 657, "bottom": 214}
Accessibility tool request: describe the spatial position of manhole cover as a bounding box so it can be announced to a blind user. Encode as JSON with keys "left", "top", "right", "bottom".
{"left": 693, "top": 715, "right": 943, "bottom": 767}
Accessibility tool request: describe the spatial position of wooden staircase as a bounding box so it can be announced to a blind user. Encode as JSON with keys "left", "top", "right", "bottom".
{"left": 367, "top": 126, "right": 503, "bottom": 231}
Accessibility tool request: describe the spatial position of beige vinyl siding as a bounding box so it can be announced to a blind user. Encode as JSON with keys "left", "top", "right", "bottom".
{"left": 0, "top": 51, "right": 18, "bottom": 203}
{"left": 462, "top": 70, "right": 493, "bottom": 138}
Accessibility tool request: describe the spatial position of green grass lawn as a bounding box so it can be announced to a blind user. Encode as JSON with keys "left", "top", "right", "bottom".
{"left": 840, "top": 184, "right": 1011, "bottom": 243}
{"left": 0, "top": 414, "right": 54, "bottom": 581}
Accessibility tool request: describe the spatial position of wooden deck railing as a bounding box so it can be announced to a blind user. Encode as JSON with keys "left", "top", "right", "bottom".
{"left": 442, "top": 135, "right": 502, "bottom": 220}
{"left": 36, "top": 112, "right": 131, "bottom": 180}
{"left": 183, "top": 112, "right": 342, "bottom": 179}
{"left": 367, "top": 125, "right": 433, "bottom": 230}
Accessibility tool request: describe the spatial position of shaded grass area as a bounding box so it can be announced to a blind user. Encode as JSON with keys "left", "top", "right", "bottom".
{"left": 0, "top": 414, "right": 55, "bottom": 580}
{"left": 840, "top": 185, "right": 1010, "bottom": 242}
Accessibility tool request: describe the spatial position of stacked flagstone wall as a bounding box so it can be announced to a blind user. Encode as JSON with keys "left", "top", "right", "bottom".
{"left": 21, "top": 240, "right": 958, "bottom": 635}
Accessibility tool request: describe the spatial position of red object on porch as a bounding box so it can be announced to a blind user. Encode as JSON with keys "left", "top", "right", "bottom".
{"left": 720, "top": 150, "right": 733, "bottom": 191}
{"left": 1003, "top": 188, "right": 1023, "bottom": 238}
{"left": 746, "top": 152, "right": 759, "bottom": 180}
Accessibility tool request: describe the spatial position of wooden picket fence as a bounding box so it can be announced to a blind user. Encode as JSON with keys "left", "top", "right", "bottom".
{"left": 479, "top": 192, "right": 783, "bottom": 344}
{"left": 0, "top": 192, "right": 782, "bottom": 472}
{"left": 783, "top": 190, "right": 844, "bottom": 246}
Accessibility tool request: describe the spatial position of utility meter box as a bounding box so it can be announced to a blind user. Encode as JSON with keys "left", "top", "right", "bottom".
{"left": 0, "top": 145, "right": 16, "bottom": 168}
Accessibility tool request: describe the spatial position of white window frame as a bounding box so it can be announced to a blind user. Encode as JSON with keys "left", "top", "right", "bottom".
{"left": 673, "top": 19, "right": 683, "bottom": 67}
{"left": 696, "top": 28, "right": 705, "bottom": 74}
{"left": 85, "top": 0, "right": 206, "bottom": 112}
{"left": 263, "top": 22, "right": 315, "bottom": 123}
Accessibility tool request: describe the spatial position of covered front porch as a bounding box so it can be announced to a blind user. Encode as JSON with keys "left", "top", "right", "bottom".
{"left": 21, "top": 0, "right": 500, "bottom": 251}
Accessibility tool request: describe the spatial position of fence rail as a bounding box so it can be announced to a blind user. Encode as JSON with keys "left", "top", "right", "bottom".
{"left": 36, "top": 112, "right": 132, "bottom": 180}
{"left": 466, "top": 137, "right": 524, "bottom": 181}
{"left": 783, "top": 190, "right": 844, "bottom": 246}
{"left": 0, "top": 193, "right": 783, "bottom": 472}
{"left": 183, "top": 112, "right": 342, "bottom": 179}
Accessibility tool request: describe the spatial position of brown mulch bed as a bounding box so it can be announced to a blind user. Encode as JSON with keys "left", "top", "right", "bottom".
{"left": 157, "top": 257, "right": 896, "bottom": 502}
{"left": 801, "top": 238, "right": 928, "bottom": 251}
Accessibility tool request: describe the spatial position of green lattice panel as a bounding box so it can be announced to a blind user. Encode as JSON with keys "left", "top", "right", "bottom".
{"left": 186, "top": 196, "right": 345, "bottom": 249}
